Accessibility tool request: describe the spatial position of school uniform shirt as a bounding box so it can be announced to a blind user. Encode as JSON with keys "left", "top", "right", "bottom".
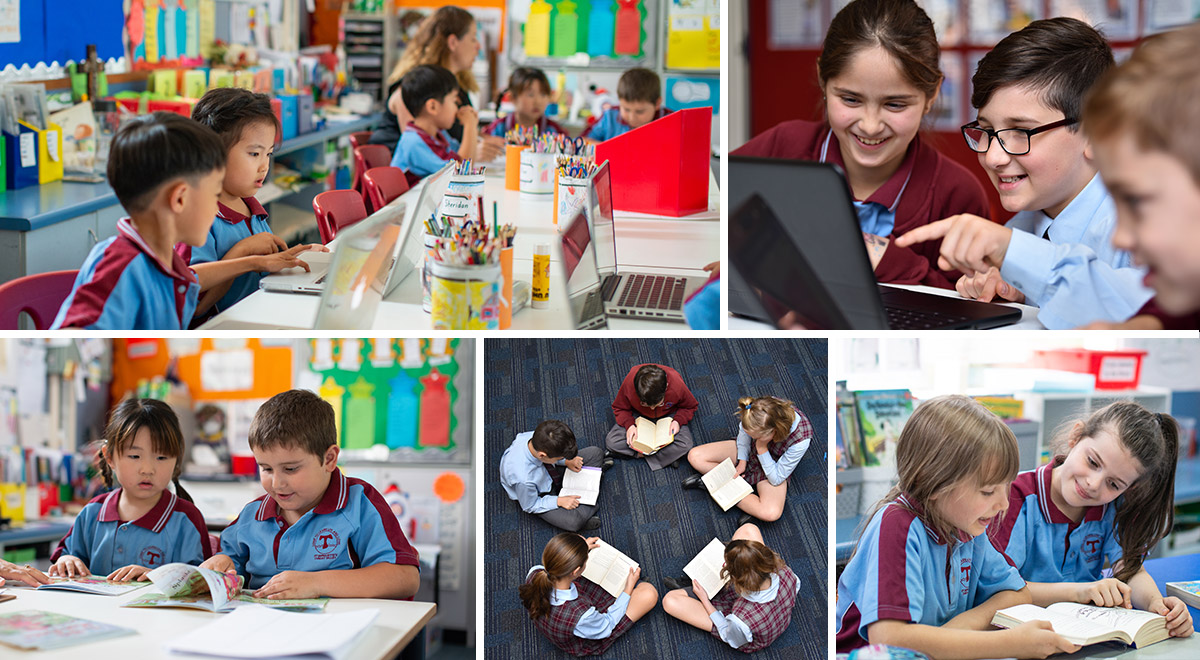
{"left": 611, "top": 363, "right": 699, "bottom": 428}
{"left": 219, "top": 468, "right": 419, "bottom": 590}
{"left": 499, "top": 431, "right": 562, "bottom": 515}
{"left": 179, "top": 197, "right": 273, "bottom": 314}
{"left": 990, "top": 459, "right": 1122, "bottom": 584}
{"left": 683, "top": 274, "right": 719, "bottom": 330}
{"left": 1001, "top": 174, "right": 1153, "bottom": 329}
{"left": 369, "top": 82, "right": 470, "bottom": 152}
{"left": 732, "top": 119, "right": 991, "bottom": 289}
{"left": 527, "top": 566, "right": 632, "bottom": 639}
{"left": 52, "top": 217, "right": 200, "bottom": 330}
{"left": 581, "top": 106, "right": 671, "bottom": 142}
{"left": 1135, "top": 298, "right": 1200, "bottom": 330}
{"left": 835, "top": 494, "right": 1026, "bottom": 653}
{"left": 524, "top": 567, "right": 635, "bottom": 656}
{"left": 736, "top": 408, "right": 812, "bottom": 487}
{"left": 50, "top": 489, "right": 211, "bottom": 576}
{"left": 483, "top": 112, "right": 565, "bottom": 137}
{"left": 708, "top": 566, "right": 801, "bottom": 652}
{"left": 391, "top": 122, "right": 462, "bottom": 187}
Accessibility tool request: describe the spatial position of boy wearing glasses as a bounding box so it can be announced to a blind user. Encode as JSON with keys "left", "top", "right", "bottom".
{"left": 895, "top": 18, "right": 1153, "bottom": 328}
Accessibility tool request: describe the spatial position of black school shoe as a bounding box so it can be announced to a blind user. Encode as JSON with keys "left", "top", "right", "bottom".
{"left": 582, "top": 516, "right": 602, "bottom": 531}
{"left": 736, "top": 512, "right": 757, "bottom": 528}
{"left": 681, "top": 474, "right": 703, "bottom": 490}
{"left": 602, "top": 457, "right": 615, "bottom": 471}
{"left": 663, "top": 575, "right": 693, "bottom": 592}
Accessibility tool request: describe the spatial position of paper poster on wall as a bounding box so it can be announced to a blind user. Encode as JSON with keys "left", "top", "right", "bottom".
{"left": 968, "top": 0, "right": 1040, "bottom": 45}
{"left": 200, "top": 350, "right": 254, "bottom": 392}
{"left": 1050, "top": 0, "right": 1138, "bottom": 41}
{"left": 0, "top": 0, "right": 19, "bottom": 43}
{"left": 1147, "top": 0, "right": 1200, "bottom": 32}
{"left": 665, "top": 76, "right": 717, "bottom": 112}
{"left": 519, "top": 0, "right": 647, "bottom": 62}
{"left": 665, "top": 0, "right": 718, "bottom": 70}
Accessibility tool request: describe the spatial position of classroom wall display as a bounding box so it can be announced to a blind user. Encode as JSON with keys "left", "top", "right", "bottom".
{"left": 664, "top": 75, "right": 718, "bottom": 111}
{"left": 665, "top": 0, "right": 719, "bottom": 70}
{"left": 510, "top": 0, "right": 655, "bottom": 66}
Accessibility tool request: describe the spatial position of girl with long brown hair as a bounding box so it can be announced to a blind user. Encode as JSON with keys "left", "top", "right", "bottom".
{"left": 990, "top": 401, "right": 1193, "bottom": 638}
{"left": 518, "top": 533, "right": 657, "bottom": 655}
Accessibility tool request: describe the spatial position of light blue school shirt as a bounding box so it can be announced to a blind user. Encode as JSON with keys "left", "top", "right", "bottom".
{"left": 499, "top": 432, "right": 563, "bottom": 515}
{"left": 835, "top": 495, "right": 1026, "bottom": 651}
{"left": 189, "top": 198, "right": 274, "bottom": 313}
{"left": 992, "top": 461, "right": 1123, "bottom": 583}
{"left": 735, "top": 410, "right": 808, "bottom": 486}
{"left": 1001, "top": 174, "right": 1153, "bottom": 329}
{"left": 391, "top": 127, "right": 460, "bottom": 179}
{"left": 527, "top": 565, "right": 632, "bottom": 639}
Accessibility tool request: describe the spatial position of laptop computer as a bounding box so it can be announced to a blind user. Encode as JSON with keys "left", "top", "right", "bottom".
{"left": 561, "top": 205, "right": 609, "bottom": 330}
{"left": 585, "top": 160, "right": 706, "bottom": 322}
{"left": 728, "top": 156, "right": 1022, "bottom": 330}
{"left": 259, "top": 161, "right": 454, "bottom": 296}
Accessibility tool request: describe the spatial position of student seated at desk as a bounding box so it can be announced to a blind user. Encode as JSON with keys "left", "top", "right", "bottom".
{"left": 483, "top": 66, "right": 565, "bottom": 138}
{"left": 187, "top": 88, "right": 326, "bottom": 320}
{"left": 581, "top": 68, "right": 670, "bottom": 143}
{"left": 732, "top": 0, "right": 987, "bottom": 290}
{"left": 1082, "top": 23, "right": 1200, "bottom": 330}
{"left": 50, "top": 399, "right": 211, "bottom": 580}
{"left": 990, "top": 402, "right": 1193, "bottom": 638}
{"left": 391, "top": 65, "right": 477, "bottom": 188}
{"left": 52, "top": 113, "right": 310, "bottom": 330}
{"left": 894, "top": 18, "right": 1154, "bottom": 329}
{"left": 201, "top": 390, "right": 419, "bottom": 599}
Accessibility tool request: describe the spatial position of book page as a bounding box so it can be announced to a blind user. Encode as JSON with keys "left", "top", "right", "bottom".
{"left": 36, "top": 576, "right": 148, "bottom": 596}
{"left": 712, "top": 477, "right": 753, "bottom": 511}
{"left": 701, "top": 457, "right": 736, "bottom": 492}
{"left": 146, "top": 563, "right": 243, "bottom": 610}
{"left": 654, "top": 417, "right": 674, "bottom": 450}
{"left": 995, "top": 604, "right": 1125, "bottom": 646}
{"left": 163, "top": 605, "right": 379, "bottom": 658}
{"left": 581, "top": 540, "right": 639, "bottom": 598}
{"left": 683, "top": 538, "right": 729, "bottom": 597}
{"left": 1045, "top": 603, "right": 1164, "bottom": 643}
{"left": 560, "top": 466, "right": 602, "bottom": 506}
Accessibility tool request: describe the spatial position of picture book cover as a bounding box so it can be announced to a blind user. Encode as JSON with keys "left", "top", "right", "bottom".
{"left": 854, "top": 389, "right": 915, "bottom": 467}
{"left": 0, "top": 610, "right": 135, "bottom": 650}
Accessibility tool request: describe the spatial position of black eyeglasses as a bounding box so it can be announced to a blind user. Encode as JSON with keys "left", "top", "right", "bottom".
{"left": 961, "top": 118, "right": 1079, "bottom": 156}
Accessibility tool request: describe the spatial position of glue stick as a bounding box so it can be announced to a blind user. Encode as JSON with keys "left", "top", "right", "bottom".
{"left": 532, "top": 243, "right": 551, "bottom": 308}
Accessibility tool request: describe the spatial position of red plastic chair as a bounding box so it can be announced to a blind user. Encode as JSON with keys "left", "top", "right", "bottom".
{"left": 362, "top": 166, "right": 411, "bottom": 214}
{"left": 348, "top": 131, "right": 372, "bottom": 150}
{"left": 352, "top": 144, "right": 393, "bottom": 195}
{"left": 313, "top": 190, "right": 369, "bottom": 244}
{"left": 0, "top": 270, "right": 80, "bottom": 329}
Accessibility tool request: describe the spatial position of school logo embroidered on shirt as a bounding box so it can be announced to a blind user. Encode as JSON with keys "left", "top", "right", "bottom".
{"left": 312, "top": 528, "right": 342, "bottom": 560}
{"left": 140, "top": 545, "right": 165, "bottom": 567}
{"left": 1083, "top": 533, "right": 1103, "bottom": 562}
{"left": 959, "top": 558, "right": 972, "bottom": 595}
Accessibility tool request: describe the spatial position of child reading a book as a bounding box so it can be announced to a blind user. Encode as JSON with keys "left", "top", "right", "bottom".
{"left": 484, "top": 67, "right": 564, "bottom": 137}
{"left": 500, "top": 420, "right": 610, "bottom": 532}
{"left": 836, "top": 395, "right": 1079, "bottom": 658}
{"left": 662, "top": 523, "right": 799, "bottom": 652}
{"left": 682, "top": 396, "right": 812, "bottom": 526}
{"left": 199, "top": 390, "right": 419, "bottom": 599}
{"left": 990, "top": 402, "right": 1193, "bottom": 638}
{"left": 1081, "top": 23, "right": 1200, "bottom": 330}
{"left": 605, "top": 364, "right": 699, "bottom": 470}
{"left": 390, "top": 64, "right": 478, "bottom": 187}
{"left": 50, "top": 399, "right": 211, "bottom": 581}
{"left": 733, "top": 0, "right": 988, "bottom": 289}
{"left": 582, "top": 68, "right": 670, "bottom": 142}
{"left": 187, "top": 88, "right": 327, "bottom": 318}
{"left": 519, "top": 532, "right": 658, "bottom": 656}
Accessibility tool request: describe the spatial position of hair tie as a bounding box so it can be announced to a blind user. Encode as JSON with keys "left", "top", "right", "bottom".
{"left": 744, "top": 403, "right": 751, "bottom": 411}
{"left": 1156, "top": 412, "right": 1165, "bottom": 428}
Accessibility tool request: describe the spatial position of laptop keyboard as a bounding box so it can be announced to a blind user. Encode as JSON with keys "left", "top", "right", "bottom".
{"left": 614, "top": 274, "right": 687, "bottom": 311}
{"left": 582, "top": 290, "right": 606, "bottom": 321}
{"left": 885, "top": 305, "right": 969, "bottom": 330}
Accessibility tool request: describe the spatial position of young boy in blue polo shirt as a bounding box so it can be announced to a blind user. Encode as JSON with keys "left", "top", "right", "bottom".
{"left": 391, "top": 65, "right": 478, "bottom": 186}
{"left": 201, "top": 390, "right": 419, "bottom": 599}
{"left": 499, "top": 419, "right": 611, "bottom": 532}
{"left": 188, "top": 88, "right": 326, "bottom": 318}
{"left": 582, "top": 68, "right": 670, "bottom": 142}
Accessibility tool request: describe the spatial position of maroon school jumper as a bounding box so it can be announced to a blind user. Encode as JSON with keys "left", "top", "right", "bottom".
{"left": 742, "top": 408, "right": 812, "bottom": 487}
{"left": 611, "top": 363, "right": 699, "bottom": 428}
{"left": 733, "top": 119, "right": 990, "bottom": 289}
{"left": 1136, "top": 297, "right": 1200, "bottom": 329}
{"left": 709, "top": 565, "right": 800, "bottom": 652}
{"left": 527, "top": 572, "right": 635, "bottom": 656}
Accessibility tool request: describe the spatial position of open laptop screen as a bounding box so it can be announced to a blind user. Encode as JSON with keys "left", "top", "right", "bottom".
{"left": 314, "top": 204, "right": 404, "bottom": 329}
{"left": 588, "top": 160, "right": 617, "bottom": 276}
{"left": 391, "top": 162, "right": 455, "bottom": 296}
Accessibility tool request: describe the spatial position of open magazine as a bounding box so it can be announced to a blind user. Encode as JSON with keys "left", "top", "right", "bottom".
{"left": 19, "top": 576, "right": 150, "bottom": 596}
{"left": 121, "top": 563, "right": 328, "bottom": 613}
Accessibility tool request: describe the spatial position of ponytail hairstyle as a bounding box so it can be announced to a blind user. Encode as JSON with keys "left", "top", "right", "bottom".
{"left": 735, "top": 396, "right": 795, "bottom": 444}
{"left": 857, "top": 395, "right": 1018, "bottom": 551}
{"left": 388, "top": 6, "right": 479, "bottom": 93}
{"left": 99, "top": 398, "right": 194, "bottom": 504}
{"left": 818, "top": 0, "right": 943, "bottom": 104}
{"left": 1052, "top": 401, "right": 1178, "bottom": 582}
{"left": 722, "top": 538, "right": 784, "bottom": 597}
{"left": 518, "top": 533, "right": 589, "bottom": 620}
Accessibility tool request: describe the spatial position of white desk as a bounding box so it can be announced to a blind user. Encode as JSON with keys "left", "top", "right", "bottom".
{"left": 201, "top": 169, "right": 720, "bottom": 330}
{"left": 727, "top": 283, "right": 1044, "bottom": 330}
{"left": 0, "top": 586, "right": 435, "bottom": 659}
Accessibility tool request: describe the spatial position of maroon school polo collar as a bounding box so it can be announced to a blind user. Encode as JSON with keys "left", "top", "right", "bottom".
{"left": 255, "top": 468, "right": 349, "bottom": 522}
{"left": 216, "top": 197, "right": 269, "bottom": 224}
{"left": 97, "top": 489, "right": 180, "bottom": 533}
{"left": 1036, "top": 458, "right": 1106, "bottom": 526}
{"left": 818, "top": 127, "right": 917, "bottom": 211}
{"left": 406, "top": 122, "right": 459, "bottom": 161}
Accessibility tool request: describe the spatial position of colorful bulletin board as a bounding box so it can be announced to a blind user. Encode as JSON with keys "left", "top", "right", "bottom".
{"left": 306, "top": 338, "right": 463, "bottom": 462}
{"left": 514, "top": 0, "right": 652, "bottom": 65}
{"left": 665, "top": 0, "right": 719, "bottom": 70}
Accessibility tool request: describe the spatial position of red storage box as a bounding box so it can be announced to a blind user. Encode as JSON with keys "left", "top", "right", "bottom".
{"left": 594, "top": 106, "right": 712, "bottom": 217}
{"left": 1033, "top": 349, "right": 1148, "bottom": 390}
{"left": 147, "top": 99, "right": 194, "bottom": 117}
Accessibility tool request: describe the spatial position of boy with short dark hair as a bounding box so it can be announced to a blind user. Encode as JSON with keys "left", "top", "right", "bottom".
{"left": 200, "top": 390, "right": 419, "bottom": 599}
{"left": 583, "top": 67, "right": 670, "bottom": 142}
{"left": 499, "top": 419, "right": 610, "bottom": 532}
{"left": 895, "top": 17, "right": 1153, "bottom": 329}
{"left": 605, "top": 364, "right": 698, "bottom": 470}
{"left": 391, "top": 65, "right": 478, "bottom": 185}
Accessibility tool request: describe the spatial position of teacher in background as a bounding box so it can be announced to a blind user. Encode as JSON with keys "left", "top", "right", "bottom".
{"left": 0, "top": 558, "right": 51, "bottom": 586}
{"left": 369, "top": 5, "right": 504, "bottom": 161}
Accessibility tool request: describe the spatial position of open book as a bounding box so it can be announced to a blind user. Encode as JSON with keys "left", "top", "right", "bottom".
{"left": 632, "top": 416, "right": 674, "bottom": 454}
{"left": 1165, "top": 580, "right": 1200, "bottom": 609}
{"left": 560, "top": 465, "right": 602, "bottom": 506}
{"left": 121, "top": 563, "right": 328, "bottom": 613}
{"left": 683, "top": 538, "right": 729, "bottom": 598}
{"left": 28, "top": 576, "right": 150, "bottom": 596}
{"left": 0, "top": 610, "right": 135, "bottom": 650}
{"left": 701, "top": 458, "right": 753, "bottom": 511}
{"left": 581, "top": 539, "right": 639, "bottom": 598}
{"left": 164, "top": 605, "right": 379, "bottom": 660}
{"left": 992, "top": 603, "right": 1169, "bottom": 648}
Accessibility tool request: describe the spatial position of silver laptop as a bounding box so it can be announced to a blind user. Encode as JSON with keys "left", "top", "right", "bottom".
{"left": 587, "top": 160, "right": 705, "bottom": 322}
{"left": 561, "top": 206, "right": 608, "bottom": 330}
{"left": 259, "top": 161, "right": 455, "bottom": 296}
